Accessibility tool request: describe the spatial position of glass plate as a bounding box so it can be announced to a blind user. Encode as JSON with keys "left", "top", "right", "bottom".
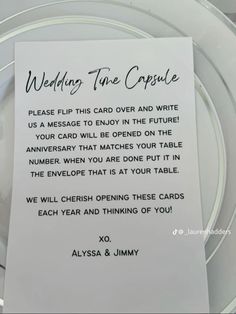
{"left": 0, "top": 1, "right": 235, "bottom": 313}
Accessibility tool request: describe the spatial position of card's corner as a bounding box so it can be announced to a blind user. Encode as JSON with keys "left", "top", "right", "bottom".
{"left": 14, "top": 42, "right": 26, "bottom": 56}
{"left": 15, "top": 41, "right": 24, "bottom": 48}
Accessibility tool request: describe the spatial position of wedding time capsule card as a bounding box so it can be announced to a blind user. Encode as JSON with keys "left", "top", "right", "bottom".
{"left": 4, "top": 39, "right": 209, "bottom": 313}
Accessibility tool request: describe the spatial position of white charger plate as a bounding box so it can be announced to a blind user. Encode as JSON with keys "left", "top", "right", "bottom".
{"left": 0, "top": 0, "right": 236, "bottom": 313}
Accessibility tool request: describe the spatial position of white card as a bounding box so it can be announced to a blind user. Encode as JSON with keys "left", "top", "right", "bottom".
{"left": 4, "top": 39, "right": 209, "bottom": 313}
